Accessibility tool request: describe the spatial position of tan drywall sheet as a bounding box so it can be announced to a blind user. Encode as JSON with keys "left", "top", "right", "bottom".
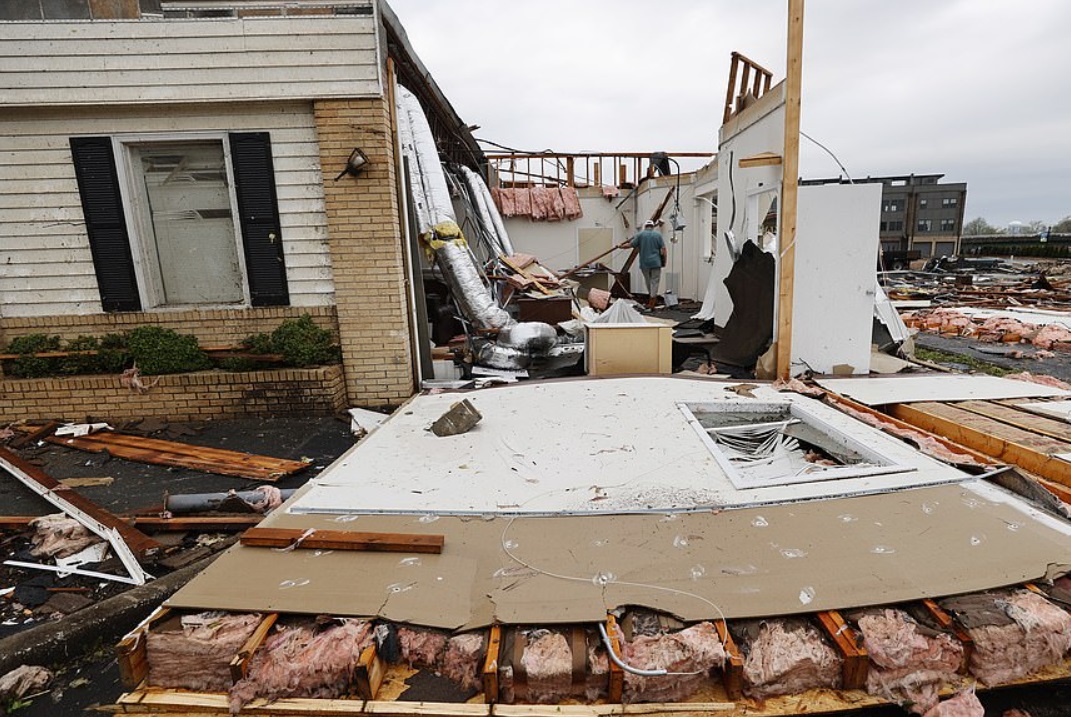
{"left": 169, "top": 480, "right": 1071, "bottom": 629}
{"left": 815, "top": 374, "right": 1070, "bottom": 406}
{"left": 290, "top": 377, "right": 965, "bottom": 515}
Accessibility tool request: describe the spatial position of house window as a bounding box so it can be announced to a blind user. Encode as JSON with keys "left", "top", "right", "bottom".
{"left": 880, "top": 221, "right": 888, "bottom": 232}
{"left": 917, "top": 219, "right": 933, "bottom": 232}
{"left": 940, "top": 218, "right": 956, "bottom": 232}
{"left": 70, "top": 133, "right": 289, "bottom": 312}
{"left": 918, "top": 198, "right": 928, "bottom": 209}
{"left": 882, "top": 198, "right": 902, "bottom": 213}
{"left": 888, "top": 220, "right": 903, "bottom": 232}
{"left": 942, "top": 197, "right": 958, "bottom": 208}
{"left": 129, "top": 141, "right": 245, "bottom": 306}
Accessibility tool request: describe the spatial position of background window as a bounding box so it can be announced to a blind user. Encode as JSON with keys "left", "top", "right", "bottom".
{"left": 888, "top": 220, "right": 903, "bottom": 232}
{"left": 918, "top": 198, "right": 928, "bottom": 209}
{"left": 942, "top": 197, "right": 958, "bottom": 208}
{"left": 917, "top": 219, "right": 933, "bottom": 232}
{"left": 940, "top": 218, "right": 956, "bottom": 232}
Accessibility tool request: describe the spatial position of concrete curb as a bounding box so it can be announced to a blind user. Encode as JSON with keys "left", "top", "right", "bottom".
{"left": 0, "top": 554, "right": 217, "bottom": 676}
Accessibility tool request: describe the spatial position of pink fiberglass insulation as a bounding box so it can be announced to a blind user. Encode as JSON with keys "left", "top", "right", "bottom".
{"left": 548, "top": 188, "right": 566, "bottom": 222}
{"left": 621, "top": 621, "right": 726, "bottom": 703}
{"left": 1030, "top": 323, "right": 1071, "bottom": 349}
{"left": 943, "top": 590, "right": 1071, "bottom": 686}
{"left": 228, "top": 619, "right": 372, "bottom": 713}
{"left": 560, "top": 187, "right": 583, "bottom": 220}
{"left": 491, "top": 188, "right": 516, "bottom": 217}
{"left": 1006, "top": 371, "right": 1071, "bottom": 390}
{"left": 397, "top": 627, "right": 448, "bottom": 670}
{"left": 28, "top": 513, "right": 101, "bottom": 559}
{"left": 921, "top": 689, "right": 984, "bottom": 717}
{"left": 499, "top": 629, "right": 609, "bottom": 704}
{"left": 739, "top": 619, "right": 842, "bottom": 700}
{"left": 146, "top": 612, "right": 262, "bottom": 692}
{"left": 440, "top": 633, "right": 484, "bottom": 692}
{"left": 514, "top": 188, "right": 531, "bottom": 217}
{"left": 856, "top": 609, "right": 963, "bottom": 714}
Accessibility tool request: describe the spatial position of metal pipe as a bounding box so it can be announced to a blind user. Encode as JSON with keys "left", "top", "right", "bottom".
{"left": 165, "top": 490, "right": 296, "bottom": 514}
{"left": 597, "top": 622, "right": 668, "bottom": 677}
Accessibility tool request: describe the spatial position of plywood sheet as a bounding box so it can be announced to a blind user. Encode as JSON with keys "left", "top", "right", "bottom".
{"left": 815, "top": 374, "right": 1070, "bottom": 406}
{"left": 168, "top": 480, "right": 1071, "bottom": 629}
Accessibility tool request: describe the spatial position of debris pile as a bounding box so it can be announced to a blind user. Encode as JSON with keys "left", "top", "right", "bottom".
{"left": 941, "top": 590, "right": 1071, "bottom": 686}
{"left": 903, "top": 308, "right": 1071, "bottom": 352}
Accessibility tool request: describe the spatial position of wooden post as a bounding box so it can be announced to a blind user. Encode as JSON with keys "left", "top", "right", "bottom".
{"left": 776, "top": 0, "right": 804, "bottom": 380}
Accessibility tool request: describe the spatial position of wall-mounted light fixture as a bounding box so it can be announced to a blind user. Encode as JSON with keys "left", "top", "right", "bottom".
{"left": 334, "top": 147, "right": 370, "bottom": 181}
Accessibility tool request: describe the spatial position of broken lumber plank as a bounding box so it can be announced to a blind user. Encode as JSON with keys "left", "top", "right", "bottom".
{"left": 228, "top": 612, "right": 279, "bottom": 683}
{"left": 9, "top": 420, "right": 60, "bottom": 449}
{"left": 355, "top": 644, "right": 386, "bottom": 700}
{"left": 44, "top": 432, "right": 307, "bottom": 481}
{"left": 240, "top": 528, "right": 444, "bottom": 554}
{"left": 815, "top": 610, "right": 868, "bottom": 690}
{"left": 500, "top": 255, "right": 555, "bottom": 296}
{"left": 737, "top": 152, "right": 782, "bottom": 168}
{"left": 919, "top": 599, "right": 973, "bottom": 673}
{"left": 954, "top": 400, "right": 1071, "bottom": 444}
{"left": 712, "top": 620, "right": 744, "bottom": 700}
{"left": 131, "top": 515, "right": 263, "bottom": 532}
{"left": 0, "top": 516, "right": 35, "bottom": 530}
{"left": 0, "top": 446, "right": 160, "bottom": 563}
{"left": 482, "top": 625, "right": 502, "bottom": 703}
{"left": 889, "top": 402, "right": 1071, "bottom": 488}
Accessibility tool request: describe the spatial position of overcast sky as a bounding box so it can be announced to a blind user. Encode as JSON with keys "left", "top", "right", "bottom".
{"left": 388, "top": 0, "right": 1070, "bottom": 228}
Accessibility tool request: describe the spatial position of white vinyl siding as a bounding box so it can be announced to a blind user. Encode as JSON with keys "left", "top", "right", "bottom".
{"left": 0, "top": 102, "right": 334, "bottom": 317}
{"left": 0, "top": 16, "right": 381, "bottom": 107}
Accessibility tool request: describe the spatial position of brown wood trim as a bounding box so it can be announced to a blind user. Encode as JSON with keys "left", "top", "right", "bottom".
{"left": 240, "top": 527, "right": 444, "bottom": 554}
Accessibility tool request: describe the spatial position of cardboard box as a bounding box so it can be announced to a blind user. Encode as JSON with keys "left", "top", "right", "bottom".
{"left": 584, "top": 323, "right": 673, "bottom": 375}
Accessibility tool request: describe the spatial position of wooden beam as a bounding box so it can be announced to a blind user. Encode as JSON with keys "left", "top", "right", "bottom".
{"left": 230, "top": 613, "right": 279, "bottom": 683}
{"left": 605, "top": 615, "right": 624, "bottom": 703}
{"left": 482, "top": 625, "right": 502, "bottom": 704}
{"left": 776, "top": 0, "right": 804, "bottom": 381}
{"left": 355, "top": 644, "right": 386, "bottom": 700}
{"left": 815, "top": 610, "right": 867, "bottom": 690}
{"left": 954, "top": 400, "right": 1071, "bottom": 444}
{"left": 116, "top": 605, "right": 171, "bottom": 689}
{"left": 919, "top": 599, "right": 973, "bottom": 674}
{"left": 712, "top": 620, "right": 744, "bottom": 700}
{"left": 737, "top": 152, "right": 783, "bottom": 169}
{"left": 888, "top": 402, "right": 1071, "bottom": 488}
{"left": 0, "top": 446, "right": 160, "bottom": 561}
{"left": 9, "top": 420, "right": 60, "bottom": 449}
{"left": 240, "top": 527, "right": 444, "bottom": 554}
{"left": 131, "top": 515, "right": 263, "bottom": 532}
{"left": 499, "top": 255, "right": 555, "bottom": 296}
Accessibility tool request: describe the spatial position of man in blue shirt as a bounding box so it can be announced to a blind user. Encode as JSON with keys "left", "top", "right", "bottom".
{"left": 630, "top": 220, "right": 667, "bottom": 309}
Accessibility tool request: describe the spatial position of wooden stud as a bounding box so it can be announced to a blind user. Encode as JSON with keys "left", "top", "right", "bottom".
{"left": 355, "top": 644, "right": 386, "bottom": 700}
{"left": 605, "top": 615, "right": 624, "bottom": 703}
{"left": 131, "top": 515, "right": 263, "bottom": 532}
{"left": 815, "top": 610, "right": 868, "bottom": 690}
{"left": 499, "top": 255, "right": 556, "bottom": 296}
{"left": 482, "top": 625, "right": 502, "bottom": 704}
{"left": 776, "top": 0, "right": 805, "bottom": 381}
{"left": 954, "top": 400, "right": 1071, "bottom": 444}
{"left": 229, "top": 613, "right": 279, "bottom": 683}
{"left": 240, "top": 527, "right": 444, "bottom": 554}
{"left": 712, "top": 620, "right": 744, "bottom": 700}
{"left": 723, "top": 52, "right": 740, "bottom": 125}
{"left": 9, "top": 420, "right": 61, "bottom": 449}
{"left": 919, "top": 599, "right": 973, "bottom": 674}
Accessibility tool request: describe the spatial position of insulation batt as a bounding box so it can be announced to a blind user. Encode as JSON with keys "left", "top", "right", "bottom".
{"left": 441, "top": 633, "right": 484, "bottom": 692}
{"left": 146, "top": 612, "right": 262, "bottom": 692}
{"left": 228, "top": 619, "right": 372, "bottom": 714}
{"left": 397, "top": 627, "right": 448, "bottom": 669}
{"left": 857, "top": 609, "right": 963, "bottom": 714}
{"left": 741, "top": 619, "right": 842, "bottom": 699}
{"left": 921, "top": 689, "right": 984, "bottom": 717}
{"left": 621, "top": 621, "right": 725, "bottom": 703}
{"left": 499, "top": 631, "right": 608, "bottom": 704}
{"left": 28, "top": 513, "right": 101, "bottom": 559}
{"left": 961, "top": 590, "right": 1071, "bottom": 685}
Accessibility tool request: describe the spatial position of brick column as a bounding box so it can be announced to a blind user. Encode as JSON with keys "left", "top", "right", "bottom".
{"left": 314, "top": 97, "right": 415, "bottom": 406}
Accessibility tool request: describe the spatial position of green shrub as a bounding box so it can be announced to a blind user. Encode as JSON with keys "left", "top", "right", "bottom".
{"left": 241, "top": 332, "right": 274, "bottom": 355}
{"left": 270, "top": 315, "right": 340, "bottom": 367}
{"left": 96, "top": 333, "right": 130, "bottom": 374}
{"left": 59, "top": 335, "right": 102, "bottom": 375}
{"left": 7, "top": 334, "right": 62, "bottom": 378}
{"left": 126, "top": 326, "right": 212, "bottom": 375}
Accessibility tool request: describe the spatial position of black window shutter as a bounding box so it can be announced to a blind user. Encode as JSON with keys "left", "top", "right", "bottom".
{"left": 229, "top": 132, "right": 289, "bottom": 306}
{"left": 69, "top": 137, "right": 141, "bottom": 312}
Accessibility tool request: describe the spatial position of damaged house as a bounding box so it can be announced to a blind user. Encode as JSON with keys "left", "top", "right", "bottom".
{"left": 0, "top": 0, "right": 488, "bottom": 417}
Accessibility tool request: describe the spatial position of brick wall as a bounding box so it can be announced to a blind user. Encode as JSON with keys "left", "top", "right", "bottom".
{"left": 0, "top": 306, "right": 339, "bottom": 346}
{"left": 315, "top": 97, "right": 415, "bottom": 406}
{"left": 1, "top": 365, "right": 346, "bottom": 424}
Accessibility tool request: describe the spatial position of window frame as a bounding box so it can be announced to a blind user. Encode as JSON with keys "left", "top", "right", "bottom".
{"left": 112, "top": 132, "right": 252, "bottom": 310}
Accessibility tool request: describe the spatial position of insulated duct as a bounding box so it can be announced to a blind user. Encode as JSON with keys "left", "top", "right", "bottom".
{"left": 459, "top": 165, "right": 514, "bottom": 257}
